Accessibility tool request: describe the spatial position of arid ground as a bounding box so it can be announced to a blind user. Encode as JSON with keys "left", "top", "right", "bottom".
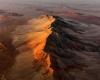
{"left": 0, "top": 0, "right": 100, "bottom": 80}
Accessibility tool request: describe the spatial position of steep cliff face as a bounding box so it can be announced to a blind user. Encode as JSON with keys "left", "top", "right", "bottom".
{"left": 0, "top": 15, "right": 100, "bottom": 80}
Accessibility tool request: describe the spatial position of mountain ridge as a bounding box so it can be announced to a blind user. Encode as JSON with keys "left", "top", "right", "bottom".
{"left": 0, "top": 15, "right": 100, "bottom": 80}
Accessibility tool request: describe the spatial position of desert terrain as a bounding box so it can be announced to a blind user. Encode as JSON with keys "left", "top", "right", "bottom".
{"left": 0, "top": 0, "right": 100, "bottom": 80}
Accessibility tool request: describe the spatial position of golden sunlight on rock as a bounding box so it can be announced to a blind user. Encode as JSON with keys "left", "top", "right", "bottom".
{"left": 26, "top": 15, "right": 55, "bottom": 60}
{"left": 27, "top": 15, "right": 55, "bottom": 73}
{"left": 11, "top": 15, "right": 55, "bottom": 80}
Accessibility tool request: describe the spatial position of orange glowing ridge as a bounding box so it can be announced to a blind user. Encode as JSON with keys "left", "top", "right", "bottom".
{"left": 27, "top": 15, "right": 55, "bottom": 72}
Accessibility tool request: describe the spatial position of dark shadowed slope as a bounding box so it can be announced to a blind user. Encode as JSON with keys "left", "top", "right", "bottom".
{"left": 44, "top": 16, "right": 100, "bottom": 80}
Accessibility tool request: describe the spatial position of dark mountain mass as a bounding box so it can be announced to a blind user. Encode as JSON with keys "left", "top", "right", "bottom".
{"left": 44, "top": 16, "right": 100, "bottom": 80}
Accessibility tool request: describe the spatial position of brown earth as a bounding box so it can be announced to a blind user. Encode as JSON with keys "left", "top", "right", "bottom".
{"left": 0, "top": 14, "right": 100, "bottom": 80}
